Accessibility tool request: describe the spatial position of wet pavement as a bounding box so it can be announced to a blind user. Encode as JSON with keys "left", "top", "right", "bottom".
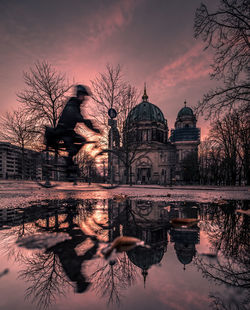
{"left": 0, "top": 180, "right": 249, "bottom": 208}
{"left": 0, "top": 181, "right": 249, "bottom": 310}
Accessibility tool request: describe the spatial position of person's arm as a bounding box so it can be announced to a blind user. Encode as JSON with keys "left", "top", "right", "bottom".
{"left": 83, "top": 119, "right": 101, "bottom": 133}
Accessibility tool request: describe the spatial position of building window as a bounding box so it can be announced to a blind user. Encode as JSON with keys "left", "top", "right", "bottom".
{"left": 152, "top": 129, "right": 156, "bottom": 141}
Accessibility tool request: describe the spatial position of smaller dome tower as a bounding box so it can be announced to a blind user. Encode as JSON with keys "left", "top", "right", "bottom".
{"left": 170, "top": 101, "right": 200, "bottom": 184}
{"left": 170, "top": 101, "right": 200, "bottom": 142}
{"left": 175, "top": 100, "right": 197, "bottom": 129}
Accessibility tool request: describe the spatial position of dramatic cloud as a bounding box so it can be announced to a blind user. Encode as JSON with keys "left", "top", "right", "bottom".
{"left": 0, "top": 0, "right": 216, "bottom": 139}
{"left": 157, "top": 44, "right": 211, "bottom": 88}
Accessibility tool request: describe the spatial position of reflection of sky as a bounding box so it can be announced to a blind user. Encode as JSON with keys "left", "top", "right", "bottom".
{"left": 0, "top": 198, "right": 249, "bottom": 310}
{"left": 0, "top": 229, "right": 227, "bottom": 310}
{"left": 0, "top": 0, "right": 220, "bottom": 139}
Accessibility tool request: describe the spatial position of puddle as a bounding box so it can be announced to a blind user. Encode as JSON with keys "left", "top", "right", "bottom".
{"left": 0, "top": 198, "right": 249, "bottom": 310}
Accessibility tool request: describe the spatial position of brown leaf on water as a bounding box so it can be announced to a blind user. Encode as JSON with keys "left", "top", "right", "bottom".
{"left": 101, "top": 236, "right": 148, "bottom": 259}
{"left": 236, "top": 209, "right": 250, "bottom": 216}
{"left": 163, "top": 205, "right": 171, "bottom": 211}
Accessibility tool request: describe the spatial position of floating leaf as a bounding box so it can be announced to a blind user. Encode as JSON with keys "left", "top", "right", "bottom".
{"left": 236, "top": 209, "right": 250, "bottom": 216}
{"left": 101, "top": 236, "right": 148, "bottom": 259}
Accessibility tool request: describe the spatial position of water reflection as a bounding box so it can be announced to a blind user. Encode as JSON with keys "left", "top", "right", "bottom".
{"left": 0, "top": 198, "right": 249, "bottom": 309}
{"left": 194, "top": 200, "right": 250, "bottom": 310}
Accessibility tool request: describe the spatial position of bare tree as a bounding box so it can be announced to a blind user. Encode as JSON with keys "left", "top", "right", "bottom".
{"left": 17, "top": 60, "right": 72, "bottom": 130}
{"left": 90, "top": 63, "right": 139, "bottom": 144}
{"left": 233, "top": 109, "right": 250, "bottom": 185}
{"left": 16, "top": 60, "right": 73, "bottom": 180}
{"left": 0, "top": 108, "right": 38, "bottom": 149}
{"left": 0, "top": 108, "right": 39, "bottom": 178}
{"left": 89, "top": 64, "right": 142, "bottom": 185}
{"left": 181, "top": 151, "right": 199, "bottom": 184}
{"left": 75, "top": 150, "right": 97, "bottom": 183}
{"left": 110, "top": 136, "right": 151, "bottom": 185}
{"left": 194, "top": 0, "right": 250, "bottom": 118}
{"left": 209, "top": 109, "right": 250, "bottom": 185}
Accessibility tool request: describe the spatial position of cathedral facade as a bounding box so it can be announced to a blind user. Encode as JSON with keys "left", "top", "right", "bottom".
{"left": 110, "top": 87, "right": 200, "bottom": 185}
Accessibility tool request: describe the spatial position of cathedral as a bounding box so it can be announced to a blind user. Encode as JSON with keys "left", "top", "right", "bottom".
{"left": 109, "top": 86, "right": 200, "bottom": 185}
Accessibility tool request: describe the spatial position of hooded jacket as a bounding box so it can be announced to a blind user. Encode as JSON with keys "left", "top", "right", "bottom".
{"left": 57, "top": 97, "right": 94, "bottom": 131}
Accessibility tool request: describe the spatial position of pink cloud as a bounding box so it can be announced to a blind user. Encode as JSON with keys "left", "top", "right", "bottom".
{"left": 153, "top": 43, "right": 212, "bottom": 89}
{"left": 86, "top": 0, "right": 143, "bottom": 50}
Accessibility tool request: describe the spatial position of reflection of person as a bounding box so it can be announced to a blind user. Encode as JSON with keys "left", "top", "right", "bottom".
{"left": 49, "top": 228, "right": 98, "bottom": 293}
{"left": 44, "top": 203, "right": 99, "bottom": 293}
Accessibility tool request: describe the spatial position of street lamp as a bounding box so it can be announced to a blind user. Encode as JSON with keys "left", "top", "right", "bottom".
{"left": 108, "top": 108, "right": 117, "bottom": 187}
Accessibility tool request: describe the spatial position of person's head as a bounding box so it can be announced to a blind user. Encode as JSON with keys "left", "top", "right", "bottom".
{"left": 75, "top": 85, "right": 91, "bottom": 102}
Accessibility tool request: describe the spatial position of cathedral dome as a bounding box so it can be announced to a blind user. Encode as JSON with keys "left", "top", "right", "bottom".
{"left": 127, "top": 101, "right": 166, "bottom": 124}
{"left": 177, "top": 106, "right": 194, "bottom": 118}
{"left": 125, "top": 86, "right": 166, "bottom": 126}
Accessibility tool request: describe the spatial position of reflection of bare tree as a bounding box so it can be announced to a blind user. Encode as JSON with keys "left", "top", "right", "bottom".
{"left": 18, "top": 251, "right": 71, "bottom": 310}
{"left": 209, "top": 292, "right": 249, "bottom": 310}
{"left": 89, "top": 252, "right": 138, "bottom": 306}
{"left": 199, "top": 201, "right": 249, "bottom": 259}
{"left": 0, "top": 199, "right": 99, "bottom": 310}
{"left": 195, "top": 201, "right": 250, "bottom": 309}
{"left": 195, "top": 255, "right": 250, "bottom": 289}
{"left": 0, "top": 216, "right": 41, "bottom": 263}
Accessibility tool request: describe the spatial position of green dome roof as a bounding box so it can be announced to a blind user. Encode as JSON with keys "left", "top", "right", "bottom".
{"left": 126, "top": 101, "right": 166, "bottom": 124}
{"left": 177, "top": 106, "right": 194, "bottom": 118}
{"left": 127, "top": 246, "right": 165, "bottom": 270}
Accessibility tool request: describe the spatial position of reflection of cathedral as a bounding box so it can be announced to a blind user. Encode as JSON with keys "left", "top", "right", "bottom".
{"left": 106, "top": 198, "right": 202, "bottom": 286}
{"left": 107, "top": 199, "right": 201, "bottom": 278}
{"left": 122, "top": 200, "right": 169, "bottom": 286}
{"left": 169, "top": 203, "right": 200, "bottom": 270}
{"left": 110, "top": 86, "right": 200, "bottom": 184}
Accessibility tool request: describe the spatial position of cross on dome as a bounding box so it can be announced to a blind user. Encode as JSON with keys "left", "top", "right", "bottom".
{"left": 142, "top": 82, "right": 148, "bottom": 102}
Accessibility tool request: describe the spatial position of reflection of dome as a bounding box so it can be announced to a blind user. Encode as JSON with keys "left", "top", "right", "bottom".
{"left": 127, "top": 245, "right": 164, "bottom": 270}
{"left": 174, "top": 243, "right": 196, "bottom": 266}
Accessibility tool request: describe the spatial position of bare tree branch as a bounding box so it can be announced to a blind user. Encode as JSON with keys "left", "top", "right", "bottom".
{"left": 17, "top": 60, "right": 72, "bottom": 129}
{"left": 194, "top": 0, "right": 250, "bottom": 117}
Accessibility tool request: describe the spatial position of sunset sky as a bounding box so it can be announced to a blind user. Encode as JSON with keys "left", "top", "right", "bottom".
{"left": 0, "top": 0, "right": 219, "bottom": 138}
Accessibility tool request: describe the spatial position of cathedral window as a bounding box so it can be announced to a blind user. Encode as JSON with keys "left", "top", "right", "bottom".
{"left": 142, "top": 130, "right": 148, "bottom": 141}
{"left": 156, "top": 129, "right": 164, "bottom": 142}
{"left": 152, "top": 128, "right": 156, "bottom": 141}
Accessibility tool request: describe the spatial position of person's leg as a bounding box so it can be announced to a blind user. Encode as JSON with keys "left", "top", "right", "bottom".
{"left": 62, "top": 132, "right": 86, "bottom": 179}
{"left": 62, "top": 135, "right": 76, "bottom": 167}
{"left": 72, "top": 133, "right": 86, "bottom": 156}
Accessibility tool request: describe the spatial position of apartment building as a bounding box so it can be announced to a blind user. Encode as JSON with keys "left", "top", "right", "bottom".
{"left": 0, "top": 142, "right": 42, "bottom": 179}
